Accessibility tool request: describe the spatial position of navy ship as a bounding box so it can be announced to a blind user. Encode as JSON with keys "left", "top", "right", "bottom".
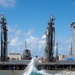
{"left": 0, "top": 13, "right": 75, "bottom": 75}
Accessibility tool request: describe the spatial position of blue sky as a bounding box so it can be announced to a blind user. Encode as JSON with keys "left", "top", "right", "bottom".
{"left": 0, "top": 0, "right": 75, "bottom": 57}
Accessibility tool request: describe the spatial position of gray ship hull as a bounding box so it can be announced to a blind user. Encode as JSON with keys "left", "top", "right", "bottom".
{"left": 0, "top": 70, "right": 74, "bottom": 75}
{"left": 0, "top": 70, "right": 26, "bottom": 75}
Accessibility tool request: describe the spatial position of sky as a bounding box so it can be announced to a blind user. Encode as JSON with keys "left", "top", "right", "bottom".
{"left": 0, "top": 0, "right": 75, "bottom": 57}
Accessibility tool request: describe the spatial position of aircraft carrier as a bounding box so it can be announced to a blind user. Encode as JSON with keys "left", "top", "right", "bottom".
{"left": 0, "top": 13, "right": 75, "bottom": 75}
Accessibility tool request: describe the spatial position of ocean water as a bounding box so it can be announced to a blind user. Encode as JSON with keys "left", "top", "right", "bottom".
{"left": 22, "top": 58, "right": 75, "bottom": 75}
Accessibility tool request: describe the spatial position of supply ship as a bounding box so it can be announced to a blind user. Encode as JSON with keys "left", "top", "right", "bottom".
{"left": 0, "top": 13, "right": 75, "bottom": 75}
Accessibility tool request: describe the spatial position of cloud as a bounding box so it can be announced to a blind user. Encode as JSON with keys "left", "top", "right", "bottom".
{"left": 24, "top": 35, "right": 46, "bottom": 57}
{"left": 8, "top": 25, "right": 24, "bottom": 37}
{"left": 16, "top": 29, "right": 22, "bottom": 35}
{"left": 38, "top": 38, "right": 46, "bottom": 51}
{"left": 25, "top": 35, "right": 46, "bottom": 57}
{"left": 56, "top": 37, "right": 71, "bottom": 55}
{"left": 23, "top": 29, "right": 34, "bottom": 37}
{"left": 6, "top": 25, "right": 45, "bottom": 57}
{"left": 7, "top": 25, "right": 72, "bottom": 57}
{"left": 8, "top": 26, "right": 15, "bottom": 32}
{"left": 0, "top": 0, "right": 16, "bottom": 7}
{"left": 42, "top": 34, "right": 46, "bottom": 39}
{"left": 25, "top": 36, "right": 39, "bottom": 46}
{"left": 9, "top": 36, "right": 22, "bottom": 46}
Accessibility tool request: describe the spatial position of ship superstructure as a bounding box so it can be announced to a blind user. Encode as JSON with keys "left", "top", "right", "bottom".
{"left": 23, "top": 42, "right": 31, "bottom": 60}
{"left": 70, "top": 22, "right": 75, "bottom": 56}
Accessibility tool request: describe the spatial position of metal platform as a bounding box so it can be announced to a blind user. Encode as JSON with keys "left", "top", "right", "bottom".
{"left": 0, "top": 60, "right": 31, "bottom": 65}
{"left": 38, "top": 60, "right": 75, "bottom": 65}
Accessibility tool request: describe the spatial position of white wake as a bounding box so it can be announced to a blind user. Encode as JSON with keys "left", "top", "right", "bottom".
{"left": 22, "top": 58, "right": 75, "bottom": 75}
{"left": 22, "top": 58, "right": 49, "bottom": 75}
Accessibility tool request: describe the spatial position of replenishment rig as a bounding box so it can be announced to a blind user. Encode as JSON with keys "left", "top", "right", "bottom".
{"left": 0, "top": 13, "right": 31, "bottom": 70}
{"left": 37, "top": 16, "right": 75, "bottom": 71}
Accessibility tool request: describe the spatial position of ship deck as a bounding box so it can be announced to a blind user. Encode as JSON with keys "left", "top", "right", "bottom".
{"left": 0, "top": 60, "right": 75, "bottom": 71}
{"left": 37, "top": 60, "right": 75, "bottom": 71}
{"left": 38, "top": 60, "right": 75, "bottom": 65}
{"left": 0, "top": 60, "right": 30, "bottom": 70}
{"left": 0, "top": 60, "right": 75, "bottom": 65}
{"left": 0, "top": 60, "right": 30, "bottom": 65}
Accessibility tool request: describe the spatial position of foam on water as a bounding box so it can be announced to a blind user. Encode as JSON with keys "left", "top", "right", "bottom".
{"left": 22, "top": 58, "right": 49, "bottom": 75}
{"left": 22, "top": 58, "right": 75, "bottom": 75}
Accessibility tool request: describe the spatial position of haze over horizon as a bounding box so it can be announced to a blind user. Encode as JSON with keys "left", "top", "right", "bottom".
{"left": 0, "top": 0, "right": 75, "bottom": 57}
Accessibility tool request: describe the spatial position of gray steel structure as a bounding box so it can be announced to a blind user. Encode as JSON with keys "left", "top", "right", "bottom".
{"left": 45, "top": 16, "right": 55, "bottom": 62}
{"left": 0, "top": 60, "right": 30, "bottom": 65}
{"left": 0, "top": 60, "right": 75, "bottom": 65}
{"left": 23, "top": 42, "right": 31, "bottom": 59}
{"left": 0, "top": 14, "right": 8, "bottom": 61}
{"left": 70, "top": 22, "right": 75, "bottom": 56}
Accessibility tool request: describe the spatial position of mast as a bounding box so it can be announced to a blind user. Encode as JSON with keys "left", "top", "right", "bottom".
{"left": 0, "top": 13, "right": 8, "bottom": 61}
{"left": 25, "top": 41, "right": 27, "bottom": 49}
{"left": 45, "top": 16, "right": 55, "bottom": 62}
